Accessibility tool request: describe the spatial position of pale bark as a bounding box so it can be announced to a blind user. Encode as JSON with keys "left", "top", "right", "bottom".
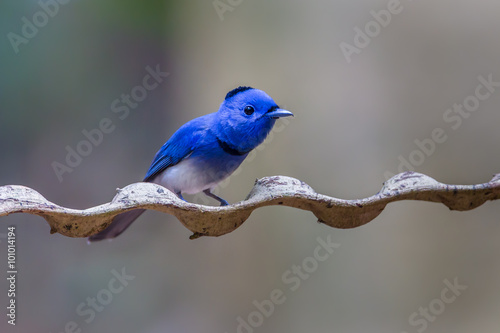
{"left": 0, "top": 172, "right": 499, "bottom": 239}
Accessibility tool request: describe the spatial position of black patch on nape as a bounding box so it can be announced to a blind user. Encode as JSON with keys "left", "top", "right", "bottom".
{"left": 225, "top": 86, "right": 254, "bottom": 100}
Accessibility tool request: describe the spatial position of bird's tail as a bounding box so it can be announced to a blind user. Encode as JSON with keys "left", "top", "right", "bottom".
{"left": 88, "top": 209, "right": 146, "bottom": 242}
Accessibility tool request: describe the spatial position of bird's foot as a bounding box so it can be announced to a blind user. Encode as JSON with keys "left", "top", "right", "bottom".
{"left": 203, "top": 189, "right": 229, "bottom": 206}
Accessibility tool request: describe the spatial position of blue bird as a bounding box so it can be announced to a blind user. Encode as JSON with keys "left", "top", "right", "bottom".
{"left": 89, "top": 86, "right": 293, "bottom": 241}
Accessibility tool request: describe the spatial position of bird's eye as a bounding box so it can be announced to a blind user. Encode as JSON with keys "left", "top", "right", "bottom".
{"left": 244, "top": 106, "right": 255, "bottom": 115}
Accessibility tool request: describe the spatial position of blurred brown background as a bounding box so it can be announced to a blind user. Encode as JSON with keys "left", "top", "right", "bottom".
{"left": 1, "top": 0, "right": 500, "bottom": 332}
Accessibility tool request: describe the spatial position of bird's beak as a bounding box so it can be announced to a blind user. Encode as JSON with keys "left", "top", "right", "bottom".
{"left": 266, "top": 108, "right": 294, "bottom": 119}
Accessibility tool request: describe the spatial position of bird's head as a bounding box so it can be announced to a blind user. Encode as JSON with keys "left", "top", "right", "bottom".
{"left": 215, "top": 86, "right": 293, "bottom": 154}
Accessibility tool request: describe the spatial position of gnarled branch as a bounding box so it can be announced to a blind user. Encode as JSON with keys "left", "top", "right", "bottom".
{"left": 0, "top": 172, "right": 499, "bottom": 239}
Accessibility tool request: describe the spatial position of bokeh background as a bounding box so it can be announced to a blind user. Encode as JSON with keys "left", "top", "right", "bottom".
{"left": 1, "top": 0, "right": 500, "bottom": 332}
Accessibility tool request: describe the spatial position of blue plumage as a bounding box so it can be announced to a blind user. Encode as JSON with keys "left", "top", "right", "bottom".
{"left": 89, "top": 86, "right": 293, "bottom": 241}
{"left": 143, "top": 115, "right": 210, "bottom": 182}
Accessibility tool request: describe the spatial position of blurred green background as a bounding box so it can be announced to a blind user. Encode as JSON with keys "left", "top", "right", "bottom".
{"left": 1, "top": 0, "right": 500, "bottom": 332}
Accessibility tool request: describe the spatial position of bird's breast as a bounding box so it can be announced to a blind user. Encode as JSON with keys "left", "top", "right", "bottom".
{"left": 151, "top": 153, "right": 247, "bottom": 194}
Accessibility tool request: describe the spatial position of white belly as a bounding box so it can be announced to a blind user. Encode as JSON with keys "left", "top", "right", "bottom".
{"left": 150, "top": 155, "right": 244, "bottom": 194}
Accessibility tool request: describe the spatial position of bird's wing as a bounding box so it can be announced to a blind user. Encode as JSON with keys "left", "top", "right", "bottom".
{"left": 143, "top": 116, "right": 209, "bottom": 182}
